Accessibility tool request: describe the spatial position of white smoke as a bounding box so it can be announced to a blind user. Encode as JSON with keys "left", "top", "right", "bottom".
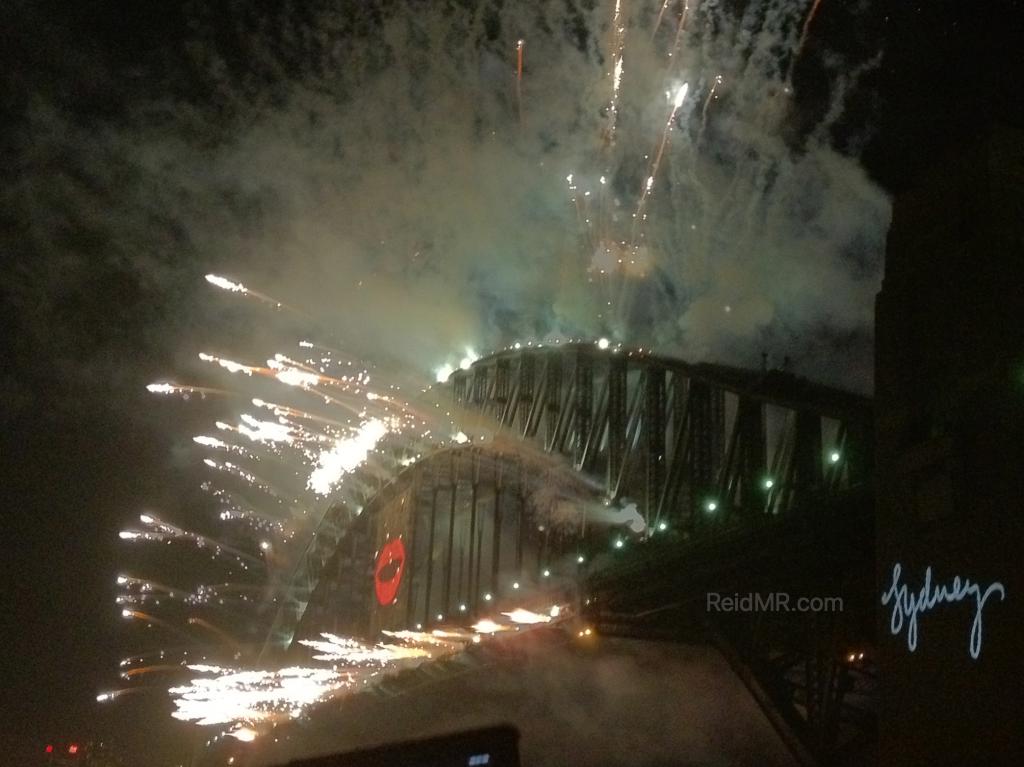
{"left": 7, "top": 0, "right": 889, "bottom": 391}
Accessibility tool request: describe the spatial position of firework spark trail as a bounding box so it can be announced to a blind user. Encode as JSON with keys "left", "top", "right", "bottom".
{"left": 652, "top": 0, "right": 673, "bottom": 39}
{"left": 120, "top": 664, "right": 189, "bottom": 679}
{"left": 696, "top": 74, "right": 723, "bottom": 145}
{"left": 250, "top": 399, "right": 351, "bottom": 429}
{"left": 199, "top": 352, "right": 370, "bottom": 399}
{"left": 381, "top": 629, "right": 472, "bottom": 647}
{"left": 298, "top": 633, "right": 432, "bottom": 664}
{"left": 298, "top": 339, "right": 342, "bottom": 354}
{"left": 471, "top": 619, "right": 510, "bottom": 634}
{"left": 121, "top": 610, "right": 200, "bottom": 643}
{"left": 146, "top": 383, "right": 228, "bottom": 398}
{"left": 96, "top": 687, "right": 155, "bottom": 703}
{"left": 116, "top": 574, "right": 183, "bottom": 598}
{"left": 565, "top": 173, "right": 598, "bottom": 258}
{"left": 667, "top": 0, "right": 691, "bottom": 62}
{"left": 198, "top": 352, "right": 260, "bottom": 377}
{"left": 169, "top": 665, "right": 352, "bottom": 729}
{"left": 165, "top": 610, "right": 567, "bottom": 737}
{"left": 187, "top": 582, "right": 266, "bottom": 604}
{"left": 202, "top": 458, "right": 284, "bottom": 501}
{"left": 267, "top": 357, "right": 321, "bottom": 388}
{"left": 212, "top": 492, "right": 289, "bottom": 534}
{"left": 516, "top": 38, "right": 525, "bottom": 124}
{"left": 787, "top": 0, "right": 825, "bottom": 84}
{"left": 120, "top": 647, "right": 197, "bottom": 668}
{"left": 502, "top": 608, "right": 553, "bottom": 625}
{"left": 205, "top": 273, "right": 291, "bottom": 312}
{"left": 226, "top": 415, "right": 295, "bottom": 445}
{"left": 194, "top": 435, "right": 257, "bottom": 460}
{"left": 631, "top": 82, "right": 689, "bottom": 245}
{"left": 122, "top": 513, "right": 265, "bottom": 567}
{"left": 603, "top": 0, "right": 628, "bottom": 148}
{"left": 188, "top": 617, "right": 244, "bottom": 649}
{"left": 170, "top": 629, "right": 463, "bottom": 735}
{"left": 307, "top": 418, "right": 389, "bottom": 496}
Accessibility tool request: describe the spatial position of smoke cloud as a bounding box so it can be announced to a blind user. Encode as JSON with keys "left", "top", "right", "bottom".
{"left": 5, "top": 0, "right": 889, "bottom": 404}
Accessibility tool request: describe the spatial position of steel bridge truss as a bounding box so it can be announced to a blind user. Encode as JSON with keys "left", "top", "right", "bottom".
{"left": 449, "top": 343, "right": 871, "bottom": 531}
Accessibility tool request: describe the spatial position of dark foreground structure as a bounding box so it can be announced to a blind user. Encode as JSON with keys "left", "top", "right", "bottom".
{"left": 875, "top": 123, "right": 1024, "bottom": 764}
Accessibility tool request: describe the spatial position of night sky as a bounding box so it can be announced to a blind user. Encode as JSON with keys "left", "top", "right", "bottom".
{"left": 2, "top": 1, "right": 1021, "bottom": 764}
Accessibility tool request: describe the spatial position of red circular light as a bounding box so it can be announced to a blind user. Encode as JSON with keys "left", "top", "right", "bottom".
{"left": 374, "top": 537, "right": 406, "bottom": 606}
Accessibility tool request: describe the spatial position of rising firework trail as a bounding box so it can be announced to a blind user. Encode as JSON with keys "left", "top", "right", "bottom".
{"left": 631, "top": 82, "right": 690, "bottom": 244}
{"left": 787, "top": 0, "right": 826, "bottom": 84}
{"left": 516, "top": 39, "right": 525, "bottom": 124}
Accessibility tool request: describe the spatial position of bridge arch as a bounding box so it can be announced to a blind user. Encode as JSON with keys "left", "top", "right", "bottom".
{"left": 292, "top": 444, "right": 601, "bottom": 643}
{"left": 271, "top": 342, "right": 873, "bottom": 652}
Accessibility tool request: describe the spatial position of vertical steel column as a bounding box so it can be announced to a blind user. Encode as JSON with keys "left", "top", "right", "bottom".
{"left": 666, "top": 371, "right": 687, "bottom": 465}
{"left": 658, "top": 382, "right": 692, "bottom": 521}
{"left": 688, "top": 381, "right": 725, "bottom": 509}
{"left": 519, "top": 354, "right": 535, "bottom": 434}
{"left": 472, "top": 366, "right": 488, "bottom": 406}
{"left": 737, "top": 397, "right": 767, "bottom": 512}
{"left": 456, "top": 548, "right": 464, "bottom": 609}
{"left": 607, "top": 356, "right": 628, "bottom": 494}
{"left": 452, "top": 373, "right": 467, "bottom": 404}
{"left": 422, "top": 484, "right": 439, "bottom": 626}
{"left": 495, "top": 360, "right": 510, "bottom": 407}
{"left": 546, "top": 354, "right": 562, "bottom": 445}
{"left": 491, "top": 466, "right": 504, "bottom": 595}
{"left": 645, "top": 367, "right": 666, "bottom": 525}
{"left": 573, "top": 351, "right": 594, "bottom": 467}
{"left": 442, "top": 454, "right": 458, "bottom": 616}
{"left": 404, "top": 469, "right": 421, "bottom": 628}
{"left": 515, "top": 462, "right": 525, "bottom": 578}
{"left": 467, "top": 455, "right": 479, "bottom": 612}
{"left": 474, "top": 508, "right": 485, "bottom": 609}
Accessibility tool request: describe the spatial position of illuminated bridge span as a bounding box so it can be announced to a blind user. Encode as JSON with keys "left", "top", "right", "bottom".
{"left": 268, "top": 342, "right": 876, "bottom": 761}
{"left": 267, "top": 343, "right": 871, "bottom": 641}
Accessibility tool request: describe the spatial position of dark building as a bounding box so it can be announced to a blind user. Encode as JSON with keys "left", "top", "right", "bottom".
{"left": 875, "top": 123, "right": 1024, "bottom": 763}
